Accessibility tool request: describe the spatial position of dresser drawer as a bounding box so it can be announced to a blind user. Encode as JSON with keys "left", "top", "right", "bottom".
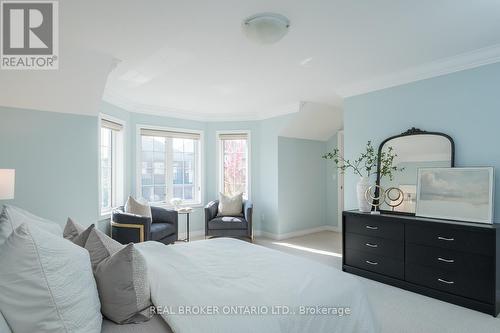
{"left": 406, "top": 243, "right": 493, "bottom": 276}
{"left": 406, "top": 224, "right": 494, "bottom": 256}
{"left": 345, "top": 249, "right": 404, "bottom": 279}
{"left": 345, "top": 214, "right": 403, "bottom": 241}
{"left": 406, "top": 264, "right": 494, "bottom": 303}
{"left": 345, "top": 233, "right": 404, "bottom": 260}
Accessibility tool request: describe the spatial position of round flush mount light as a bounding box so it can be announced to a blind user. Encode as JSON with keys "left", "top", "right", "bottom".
{"left": 242, "top": 13, "right": 290, "bottom": 45}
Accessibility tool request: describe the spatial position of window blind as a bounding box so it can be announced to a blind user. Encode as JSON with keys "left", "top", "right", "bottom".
{"left": 140, "top": 128, "right": 201, "bottom": 140}
{"left": 218, "top": 133, "right": 248, "bottom": 140}
{"left": 101, "top": 119, "right": 123, "bottom": 131}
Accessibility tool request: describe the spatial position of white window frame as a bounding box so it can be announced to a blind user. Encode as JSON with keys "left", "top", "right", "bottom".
{"left": 136, "top": 124, "right": 204, "bottom": 208}
{"left": 216, "top": 130, "right": 251, "bottom": 200}
{"left": 98, "top": 114, "right": 125, "bottom": 217}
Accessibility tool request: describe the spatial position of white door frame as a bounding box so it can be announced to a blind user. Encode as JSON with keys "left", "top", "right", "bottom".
{"left": 337, "top": 130, "right": 344, "bottom": 231}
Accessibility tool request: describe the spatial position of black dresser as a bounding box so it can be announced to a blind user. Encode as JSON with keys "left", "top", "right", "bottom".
{"left": 343, "top": 210, "right": 500, "bottom": 316}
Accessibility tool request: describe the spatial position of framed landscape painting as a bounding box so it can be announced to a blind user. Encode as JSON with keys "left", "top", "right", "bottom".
{"left": 416, "top": 167, "right": 494, "bottom": 224}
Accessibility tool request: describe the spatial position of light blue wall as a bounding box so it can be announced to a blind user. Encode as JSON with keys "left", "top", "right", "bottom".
{"left": 257, "top": 114, "right": 296, "bottom": 234}
{"left": 277, "top": 137, "right": 327, "bottom": 234}
{"left": 344, "top": 62, "right": 500, "bottom": 222}
{"left": 325, "top": 134, "right": 339, "bottom": 226}
{"left": 0, "top": 107, "right": 99, "bottom": 226}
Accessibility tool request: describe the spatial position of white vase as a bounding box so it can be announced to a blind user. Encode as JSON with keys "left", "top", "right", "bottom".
{"left": 357, "top": 176, "right": 372, "bottom": 213}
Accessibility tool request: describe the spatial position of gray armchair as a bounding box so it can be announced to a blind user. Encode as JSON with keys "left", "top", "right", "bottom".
{"left": 111, "top": 206, "right": 178, "bottom": 245}
{"left": 205, "top": 200, "right": 253, "bottom": 241}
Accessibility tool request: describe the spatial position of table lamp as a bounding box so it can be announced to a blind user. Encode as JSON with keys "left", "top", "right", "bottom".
{"left": 0, "top": 169, "right": 15, "bottom": 200}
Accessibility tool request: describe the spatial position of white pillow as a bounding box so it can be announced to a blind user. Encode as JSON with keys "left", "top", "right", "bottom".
{"left": 217, "top": 192, "right": 243, "bottom": 217}
{"left": 125, "top": 196, "right": 152, "bottom": 218}
{"left": 0, "top": 311, "right": 12, "bottom": 333}
{"left": 0, "top": 224, "right": 102, "bottom": 333}
{"left": 0, "top": 205, "right": 62, "bottom": 244}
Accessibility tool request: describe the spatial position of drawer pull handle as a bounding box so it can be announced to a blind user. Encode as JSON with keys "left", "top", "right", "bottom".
{"left": 437, "top": 236, "right": 454, "bottom": 241}
{"left": 437, "top": 278, "right": 454, "bottom": 285}
{"left": 437, "top": 257, "right": 455, "bottom": 263}
{"left": 365, "top": 243, "right": 378, "bottom": 248}
{"left": 365, "top": 260, "right": 378, "bottom": 265}
{"left": 365, "top": 225, "right": 378, "bottom": 230}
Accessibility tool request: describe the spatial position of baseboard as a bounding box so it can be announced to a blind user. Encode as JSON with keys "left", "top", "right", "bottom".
{"left": 254, "top": 225, "right": 340, "bottom": 240}
{"left": 180, "top": 225, "right": 341, "bottom": 241}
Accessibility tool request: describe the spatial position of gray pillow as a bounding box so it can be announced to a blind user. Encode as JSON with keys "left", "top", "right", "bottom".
{"left": 85, "top": 228, "right": 123, "bottom": 270}
{"left": 94, "top": 243, "right": 152, "bottom": 324}
{"left": 63, "top": 217, "right": 86, "bottom": 241}
{"left": 72, "top": 224, "right": 95, "bottom": 247}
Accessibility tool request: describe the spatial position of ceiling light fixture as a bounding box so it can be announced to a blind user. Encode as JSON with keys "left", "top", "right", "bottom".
{"left": 242, "top": 13, "right": 290, "bottom": 45}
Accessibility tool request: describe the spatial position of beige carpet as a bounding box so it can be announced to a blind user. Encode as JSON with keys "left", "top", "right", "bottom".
{"left": 254, "top": 231, "right": 500, "bottom": 333}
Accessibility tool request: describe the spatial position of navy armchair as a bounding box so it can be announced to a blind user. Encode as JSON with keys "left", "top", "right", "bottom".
{"left": 205, "top": 200, "right": 253, "bottom": 241}
{"left": 111, "top": 206, "right": 178, "bottom": 245}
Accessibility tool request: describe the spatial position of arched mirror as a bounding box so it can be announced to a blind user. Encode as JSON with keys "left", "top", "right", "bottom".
{"left": 376, "top": 128, "right": 455, "bottom": 215}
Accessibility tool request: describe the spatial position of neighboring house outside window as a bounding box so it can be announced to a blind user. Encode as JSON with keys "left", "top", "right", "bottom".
{"left": 100, "top": 117, "right": 125, "bottom": 216}
{"left": 217, "top": 131, "right": 250, "bottom": 199}
{"left": 139, "top": 127, "right": 202, "bottom": 206}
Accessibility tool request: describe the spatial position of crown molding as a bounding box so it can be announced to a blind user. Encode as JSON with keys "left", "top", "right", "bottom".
{"left": 336, "top": 44, "right": 500, "bottom": 97}
{"left": 102, "top": 88, "right": 299, "bottom": 122}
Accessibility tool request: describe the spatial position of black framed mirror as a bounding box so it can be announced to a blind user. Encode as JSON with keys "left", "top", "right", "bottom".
{"left": 375, "top": 127, "right": 455, "bottom": 215}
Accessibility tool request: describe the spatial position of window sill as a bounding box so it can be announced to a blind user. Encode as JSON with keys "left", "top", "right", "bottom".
{"left": 151, "top": 202, "right": 204, "bottom": 210}
{"left": 100, "top": 212, "right": 111, "bottom": 219}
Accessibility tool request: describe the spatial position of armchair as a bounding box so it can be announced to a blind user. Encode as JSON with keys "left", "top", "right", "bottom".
{"left": 205, "top": 200, "right": 253, "bottom": 241}
{"left": 111, "top": 206, "right": 178, "bottom": 245}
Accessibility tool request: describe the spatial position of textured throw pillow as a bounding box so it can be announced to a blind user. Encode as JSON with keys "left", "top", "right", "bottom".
{"left": 85, "top": 228, "right": 124, "bottom": 270}
{"left": 63, "top": 217, "right": 86, "bottom": 241}
{"left": 0, "top": 311, "right": 12, "bottom": 333}
{"left": 217, "top": 192, "right": 243, "bottom": 216}
{"left": 0, "top": 205, "right": 62, "bottom": 245}
{"left": 125, "top": 196, "right": 152, "bottom": 218}
{"left": 94, "top": 243, "right": 152, "bottom": 324}
{"left": 0, "top": 224, "right": 102, "bottom": 333}
{"left": 72, "top": 224, "right": 95, "bottom": 247}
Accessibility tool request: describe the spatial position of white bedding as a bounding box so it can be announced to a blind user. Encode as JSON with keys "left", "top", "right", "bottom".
{"left": 137, "top": 238, "right": 378, "bottom": 333}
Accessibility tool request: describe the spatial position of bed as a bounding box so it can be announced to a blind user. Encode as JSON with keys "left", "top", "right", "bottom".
{"left": 135, "top": 238, "right": 378, "bottom": 333}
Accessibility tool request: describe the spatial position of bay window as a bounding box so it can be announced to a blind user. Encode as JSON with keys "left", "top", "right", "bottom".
{"left": 139, "top": 127, "right": 202, "bottom": 205}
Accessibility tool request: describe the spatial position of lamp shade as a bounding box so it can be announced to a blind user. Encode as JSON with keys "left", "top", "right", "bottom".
{"left": 0, "top": 169, "right": 15, "bottom": 200}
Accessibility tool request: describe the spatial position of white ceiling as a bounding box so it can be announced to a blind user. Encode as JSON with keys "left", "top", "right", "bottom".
{"left": 1, "top": 0, "right": 500, "bottom": 120}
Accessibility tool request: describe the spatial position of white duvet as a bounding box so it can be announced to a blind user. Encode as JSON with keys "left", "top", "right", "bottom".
{"left": 137, "top": 238, "right": 378, "bottom": 333}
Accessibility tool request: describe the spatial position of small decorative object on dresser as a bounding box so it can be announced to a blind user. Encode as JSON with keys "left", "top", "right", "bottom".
{"left": 323, "top": 141, "right": 402, "bottom": 213}
{"left": 416, "top": 167, "right": 494, "bottom": 224}
{"left": 365, "top": 185, "right": 385, "bottom": 214}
